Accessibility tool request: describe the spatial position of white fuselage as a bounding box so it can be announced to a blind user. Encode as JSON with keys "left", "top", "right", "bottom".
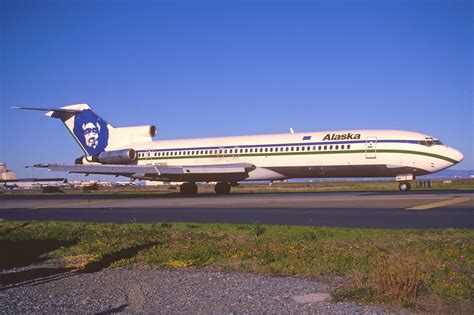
{"left": 112, "top": 129, "right": 463, "bottom": 182}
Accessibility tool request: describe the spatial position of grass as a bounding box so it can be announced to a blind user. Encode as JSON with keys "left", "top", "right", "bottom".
{"left": 1, "top": 221, "right": 473, "bottom": 312}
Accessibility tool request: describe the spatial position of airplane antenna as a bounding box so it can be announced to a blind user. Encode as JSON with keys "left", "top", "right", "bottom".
{"left": 289, "top": 128, "right": 295, "bottom": 134}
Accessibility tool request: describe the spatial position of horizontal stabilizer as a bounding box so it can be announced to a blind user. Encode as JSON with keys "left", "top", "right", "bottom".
{"left": 12, "top": 107, "right": 82, "bottom": 113}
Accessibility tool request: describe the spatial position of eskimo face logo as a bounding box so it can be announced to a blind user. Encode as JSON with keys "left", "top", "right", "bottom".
{"left": 73, "top": 109, "right": 109, "bottom": 156}
{"left": 82, "top": 122, "right": 100, "bottom": 149}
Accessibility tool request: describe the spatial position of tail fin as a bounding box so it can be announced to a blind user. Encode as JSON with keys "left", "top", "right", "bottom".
{"left": 14, "top": 104, "right": 113, "bottom": 157}
{"left": 14, "top": 104, "right": 157, "bottom": 159}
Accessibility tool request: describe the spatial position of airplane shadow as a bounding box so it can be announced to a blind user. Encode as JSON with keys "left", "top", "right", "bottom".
{"left": 0, "top": 238, "right": 75, "bottom": 270}
{"left": 0, "top": 241, "right": 159, "bottom": 290}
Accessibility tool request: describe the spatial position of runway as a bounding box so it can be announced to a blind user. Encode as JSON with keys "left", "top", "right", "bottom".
{"left": 0, "top": 190, "right": 473, "bottom": 228}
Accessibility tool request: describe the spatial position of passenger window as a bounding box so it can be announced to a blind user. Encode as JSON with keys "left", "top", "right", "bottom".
{"left": 330, "top": 145, "right": 333, "bottom": 150}
{"left": 318, "top": 146, "right": 321, "bottom": 150}
{"left": 285, "top": 147, "right": 289, "bottom": 151}
{"left": 245, "top": 148, "right": 248, "bottom": 153}
{"left": 301, "top": 147, "right": 305, "bottom": 151}
{"left": 324, "top": 146, "right": 327, "bottom": 150}
{"left": 296, "top": 147, "right": 299, "bottom": 151}
{"left": 341, "top": 145, "right": 344, "bottom": 149}
{"left": 265, "top": 148, "right": 268, "bottom": 152}
{"left": 270, "top": 148, "right": 273, "bottom": 152}
{"left": 291, "top": 147, "right": 294, "bottom": 151}
{"left": 335, "top": 145, "right": 339, "bottom": 150}
{"left": 260, "top": 148, "right": 263, "bottom": 152}
{"left": 229, "top": 149, "right": 233, "bottom": 154}
{"left": 347, "top": 145, "right": 351, "bottom": 149}
{"left": 312, "top": 146, "right": 316, "bottom": 150}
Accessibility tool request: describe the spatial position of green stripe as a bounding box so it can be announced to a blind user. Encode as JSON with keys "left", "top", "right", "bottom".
{"left": 138, "top": 149, "right": 457, "bottom": 164}
{"left": 377, "top": 149, "right": 457, "bottom": 164}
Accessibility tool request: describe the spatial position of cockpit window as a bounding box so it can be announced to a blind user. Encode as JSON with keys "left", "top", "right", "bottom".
{"left": 418, "top": 139, "right": 443, "bottom": 146}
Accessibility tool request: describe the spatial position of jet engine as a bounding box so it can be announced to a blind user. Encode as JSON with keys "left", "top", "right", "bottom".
{"left": 98, "top": 149, "right": 137, "bottom": 165}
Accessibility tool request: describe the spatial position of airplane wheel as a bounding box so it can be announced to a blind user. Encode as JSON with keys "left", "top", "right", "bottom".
{"left": 215, "top": 182, "right": 231, "bottom": 195}
{"left": 399, "top": 181, "right": 411, "bottom": 191}
{"left": 180, "top": 182, "right": 198, "bottom": 195}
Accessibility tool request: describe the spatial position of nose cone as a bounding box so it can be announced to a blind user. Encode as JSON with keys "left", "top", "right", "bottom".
{"left": 450, "top": 148, "right": 464, "bottom": 164}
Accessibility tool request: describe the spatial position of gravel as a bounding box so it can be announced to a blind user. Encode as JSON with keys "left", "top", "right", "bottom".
{"left": 0, "top": 264, "right": 393, "bottom": 314}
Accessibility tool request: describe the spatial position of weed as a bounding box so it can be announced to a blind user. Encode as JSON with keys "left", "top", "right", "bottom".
{"left": 160, "top": 222, "right": 172, "bottom": 228}
{"left": 253, "top": 222, "right": 266, "bottom": 237}
{"left": 372, "top": 253, "right": 427, "bottom": 302}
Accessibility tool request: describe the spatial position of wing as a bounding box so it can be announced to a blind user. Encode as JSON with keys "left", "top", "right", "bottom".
{"left": 28, "top": 163, "right": 255, "bottom": 182}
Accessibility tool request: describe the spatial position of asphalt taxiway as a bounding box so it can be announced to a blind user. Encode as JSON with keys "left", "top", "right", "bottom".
{"left": 0, "top": 190, "right": 472, "bottom": 228}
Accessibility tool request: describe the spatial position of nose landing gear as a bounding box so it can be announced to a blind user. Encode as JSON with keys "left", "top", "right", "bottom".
{"left": 398, "top": 181, "right": 411, "bottom": 191}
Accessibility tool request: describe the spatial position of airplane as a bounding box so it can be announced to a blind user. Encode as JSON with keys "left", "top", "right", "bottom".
{"left": 14, "top": 104, "right": 463, "bottom": 195}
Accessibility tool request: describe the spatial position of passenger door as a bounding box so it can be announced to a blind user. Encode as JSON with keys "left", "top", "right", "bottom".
{"left": 365, "top": 137, "right": 377, "bottom": 159}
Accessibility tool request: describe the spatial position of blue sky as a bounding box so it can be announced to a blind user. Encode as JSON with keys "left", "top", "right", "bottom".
{"left": 1, "top": 0, "right": 472, "bottom": 178}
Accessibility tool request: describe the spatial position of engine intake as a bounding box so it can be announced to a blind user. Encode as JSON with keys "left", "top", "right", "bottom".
{"left": 99, "top": 149, "right": 137, "bottom": 165}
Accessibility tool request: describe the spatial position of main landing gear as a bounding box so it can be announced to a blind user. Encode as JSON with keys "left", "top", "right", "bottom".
{"left": 398, "top": 181, "right": 412, "bottom": 191}
{"left": 179, "top": 181, "right": 233, "bottom": 196}
{"left": 180, "top": 182, "right": 198, "bottom": 196}
{"left": 214, "top": 182, "right": 231, "bottom": 195}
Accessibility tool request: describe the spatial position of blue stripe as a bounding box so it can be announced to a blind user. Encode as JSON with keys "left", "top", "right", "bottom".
{"left": 136, "top": 139, "right": 420, "bottom": 153}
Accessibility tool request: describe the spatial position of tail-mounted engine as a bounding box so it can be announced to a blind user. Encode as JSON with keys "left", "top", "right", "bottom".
{"left": 98, "top": 149, "right": 137, "bottom": 165}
